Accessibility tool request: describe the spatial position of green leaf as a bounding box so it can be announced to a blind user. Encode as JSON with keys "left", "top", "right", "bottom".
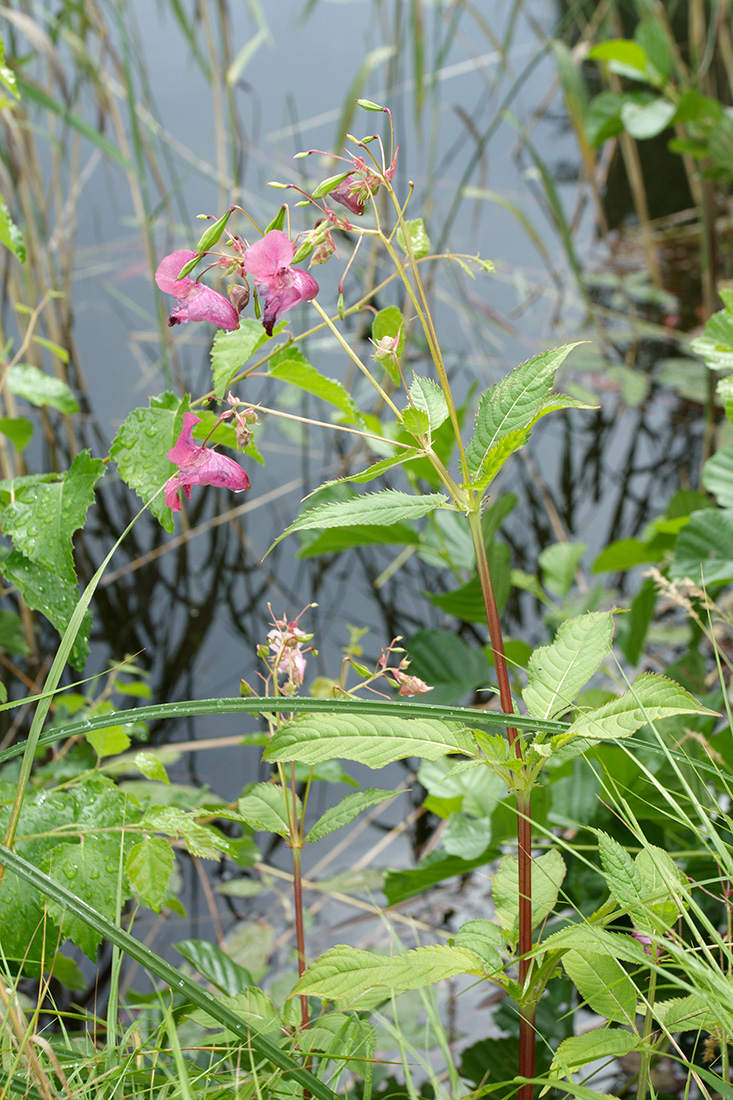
{"left": 45, "top": 836, "right": 127, "bottom": 960}
{"left": 265, "top": 713, "right": 478, "bottom": 769}
{"left": 210, "top": 320, "right": 273, "bottom": 398}
{"left": 0, "top": 195, "right": 24, "bottom": 262}
{"left": 297, "top": 521, "right": 420, "bottom": 558}
{"left": 635, "top": 18, "right": 673, "bottom": 83}
{"left": 0, "top": 417, "right": 32, "bottom": 451}
{"left": 235, "top": 783, "right": 297, "bottom": 837}
{"left": 132, "top": 752, "right": 169, "bottom": 783}
{"left": 538, "top": 924, "right": 650, "bottom": 964}
{"left": 1, "top": 451, "right": 104, "bottom": 583}
{"left": 372, "top": 306, "right": 405, "bottom": 382}
{"left": 653, "top": 993, "right": 721, "bottom": 1033}
{"left": 1, "top": 552, "right": 91, "bottom": 669}
{"left": 616, "top": 577, "right": 657, "bottom": 666}
{"left": 6, "top": 364, "right": 78, "bottom": 413}
{"left": 452, "top": 919, "right": 503, "bottom": 973}
{"left": 269, "top": 346, "right": 364, "bottom": 425}
{"left": 306, "top": 789, "right": 399, "bottom": 844}
{"left": 593, "top": 536, "right": 663, "bottom": 572}
{"left": 691, "top": 303, "right": 733, "bottom": 369}
{"left": 466, "top": 344, "right": 581, "bottom": 482}
{"left": 538, "top": 542, "right": 587, "bottom": 597}
{"left": 635, "top": 845, "right": 686, "bottom": 933}
{"left": 384, "top": 845, "right": 496, "bottom": 905}
{"left": 405, "top": 630, "right": 493, "bottom": 705}
{"left": 126, "top": 837, "right": 175, "bottom": 913}
{"left": 0, "top": 610, "right": 29, "bottom": 656}
{"left": 561, "top": 672, "right": 717, "bottom": 743}
{"left": 110, "top": 392, "right": 184, "bottom": 533}
{"left": 588, "top": 39, "right": 650, "bottom": 80}
{"left": 275, "top": 489, "right": 448, "bottom": 549}
{"left": 550, "top": 1028, "right": 641, "bottom": 1079}
{"left": 402, "top": 406, "right": 430, "bottom": 437}
{"left": 291, "top": 943, "right": 484, "bottom": 1006}
{"left": 409, "top": 376, "right": 449, "bottom": 431}
{"left": 142, "top": 807, "right": 233, "bottom": 860}
{"left": 86, "top": 726, "right": 131, "bottom": 757}
{"left": 427, "top": 542, "right": 511, "bottom": 622}
{"left": 308, "top": 448, "right": 424, "bottom": 495}
{"left": 621, "top": 96, "right": 676, "bottom": 139}
{"left": 523, "top": 611, "right": 614, "bottom": 722}
{"left": 561, "top": 950, "right": 636, "bottom": 1024}
{"left": 175, "top": 938, "right": 252, "bottom": 995}
{"left": 585, "top": 91, "right": 626, "bottom": 147}
{"left": 669, "top": 507, "right": 733, "bottom": 584}
{"left": 396, "top": 218, "right": 431, "bottom": 259}
{"left": 493, "top": 849, "right": 566, "bottom": 943}
{"left": 702, "top": 444, "right": 733, "bottom": 507}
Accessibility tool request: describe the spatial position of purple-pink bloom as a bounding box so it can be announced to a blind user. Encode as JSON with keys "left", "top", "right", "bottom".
{"left": 155, "top": 250, "right": 240, "bottom": 331}
{"left": 244, "top": 231, "right": 318, "bottom": 336}
{"left": 330, "top": 173, "right": 375, "bottom": 217}
{"left": 164, "top": 412, "right": 250, "bottom": 512}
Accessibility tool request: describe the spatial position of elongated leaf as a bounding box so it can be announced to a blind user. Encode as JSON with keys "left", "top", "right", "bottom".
{"left": 15, "top": 75, "right": 131, "bottom": 168}
{"left": 397, "top": 218, "right": 431, "bottom": 259}
{"left": 597, "top": 829, "right": 646, "bottom": 912}
{"left": 306, "top": 789, "right": 398, "bottom": 844}
{"left": 265, "top": 714, "right": 478, "bottom": 769}
{"left": 636, "top": 845, "right": 686, "bottom": 932}
{"left": 538, "top": 924, "right": 650, "bottom": 965}
{"left": 409, "top": 376, "right": 449, "bottom": 431}
{"left": 466, "top": 344, "right": 581, "bottom": 479}
{"left": 7, "top": 364, "right": 78, "bottom": 413}
{"left": 126, "top": 837, "right": 175, "bottom": 913}
{"left": 427, "top": 542, "right": 511, "bottom": 621}
{"left": 308, "top": 448, "right": 424, "bottom": 495}
{"left": 538, "top": 541, "right": 587, "bottom": 598}
{"left": 274, "top": 490, "right": 448, "bottom": 549}
{"left": 1, "top": 451, "right": 104, "bottom": 583}
{"left": 0, "top": 845, "right": 337, "bottom": 1100}
{"left": 493, "top": 849, "right": 566, "bottom": 943}
{"left": 562, "top": 673, "right": 718, "bottom": 743}
{"left": 175, "top": 939, "right": 252, "bottom": 995}
{"left": 691, "top": 304, "right": 733, "bottom": 369}
{"left": 562, "top": 950, "right": 636, "bottom": 1024}
{"left": 235, "top": 783, "right": 298, "bottom": 837}
{"left": 384, "top": 845, "right": 497, "bottom": 905}
{"left": 653, "top": 993, "right": 721, "bottom": 1033}
{"left": 453, "top": 920, "right": 504, "bottom": 973}
{"left": 550, "top": 1028, "right": 641, "bottom": 1079}
{"left": 291, "top": 943, "right": 484, "bottom": 1005}
{"left": 210, "top": 319, "right": 273, "bottom": 398}
{"left": 269, "top": 347, "right": 364, "bottom": 425}
{"left": 297, "top": 521, "right": 420, "bottom": 558}
{"left": 1, "top": 552, "right": 91, "bottom": 669}
{"left": 110, "top": 393, "right": 185, "bottom": 533}
{"left": 523, "top": 612, "right": 614, "bottom": 721}
{"left": 142, "top": 807, "right": 233, "bottom": 860}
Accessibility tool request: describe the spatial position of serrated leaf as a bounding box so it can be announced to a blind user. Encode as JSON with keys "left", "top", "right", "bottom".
{"left": 396, "top": 218, "right": 431, "bottom": 259}
{"left": 86, "top": 726, "right": 131, "bottom": 758}
{"left": 126, "top": 837, "right": 175, "bottom": 913}
{"left": 275, "top": 489, "right": 448, "bottom": 548}
{"left": 235, "top": 783, "right": 297, "bottom": 837}
{"left": 45, "top": 836, "right": 126, "bottom": 960}
{"left": 1, "top": 451, "right": 104, "bottom": 583}
{"left": 563, "top": 672, "right": 718, "bottom": 743}
{"left": 453, "top": 919, "right": 504, "bottom": 973}
{"left": 309, "top": 448, "right": 424, "bottom": 494}
{"left": 7, "top": 363, "right": 78, "bottom": 412}
{"left": 142, "top": 807, "right": 232, "bottom": 860}
{"left": 562, "top": 950, "right": 636, "bottom": 1024}
{"left": 384, "top": 846, "right": 496, "bottom": 905}
{"left": 110, "top": 393, "right": 184, "bottom": 533}
{"left": 306, "top": 789, "right": 398, "bottom": 844}
{"left": 653, "top": 993, "right": 722, "bottom": 1033}
{"left": 265, "top": 714, "right": 478, "bottom": 769}
{"left": 539, "top": 924, "right": 651, "bottom": 964}
{"left": 210, "top": 320, "right": 274, "bottom": 398}
{"left": 175, "top": 938, "right": 252, "bottom": 995}
{"left": 1, "top": 551, "right": 91, "bottom": 669}
{"left": 291, "top": 943, "right": 483, "bottom": 1005}
{"left": 409, "top": 376, "right": 449, "bottom": 431}
{"left": 298, "top": 521, "right": 420, "bottom": 557}
{"left": 466, "top": 344, "right": 581, "bottom": 481}
{"left": 550, "top": 1028, "right": 641, "bottom": 1079}
{"left": 635, "top": 846, "right": 686, "bottom": 933}
{"left": 669, "top": 508, "right": 733, "bottom": 584}
{"left": 493, "top": 849, "right": 566, "bottom": 943}
{"left": 523, "top": 612, "right": 614, "bottom": 722}
{"left": 691, "top": 304, "right": 733, "bottom": 369}
{"left": 270, "top": 346, "right": 364, "bottom": 425}
{"left": 0, "top": 417, "right": 32, "bottom": 451}
{"left": 189, "top": 986, "right": 280, "bottom": 1034}
{"left": 402, "top": 406, "right": 430, "bottom": 436}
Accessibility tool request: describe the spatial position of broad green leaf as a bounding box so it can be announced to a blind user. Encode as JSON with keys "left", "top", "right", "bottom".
{"left": 427, "top": 542, "right": 511, "bottom": 621}
{"left": 616, "top": 576, "right": 657, "bottom": 667}
{"left": 586, "top": 91, "right": 626, "bottom": 147}
{"left": 621, "top": 96, "right": 676, "bottom": 139}
{"left": 1, "top": 451, "right": 104, "bottom": 583}
{"left": 306, "top": 789, "right": 398, "bottom": 844}
{"left": 269, "top": 346, "right": 364, "bottom": 425}
{"left": 175, "top": 938, "right": 252, "bottom": 995}
{"left": 372, "top": 306, "right": 405, "bottom": 382}
{"left": 442, "top": 812, "right": 493, "bottom": 859}
{"left": 561, "top": 950, "right": 636, "bottom": 1024}
{"left": 593, "top": 536, "right": 663, "bottom": 572}
{"left": 86, "top": 726, "right": 131, "bottom": 757}
{"left": 669, "top": 508, "right": 733, "bottom": 584}
{"left": 550, "top": 1028, "right": 641, "bottom": 1080}
{"left": 597, "top": 829, "right": 647, "bottom": 918}
{"left": 189, "top": 986, "right": 280, "bottom": 1034}
{"left": 538, "top": 542, "right": 587, "bottom": 598}
{"left": 142, "top": 807, "right": 233, "bottom": 860}
{"left": 635, "top": 845, "right": 686, "bottom": 932}
{"left": 291, "top": 943, "right": 484, "bottom": 1005}
{"left": 275, "top": 489, "right": 448, "bottom": 548}
{"left": 653, "top": 993, "right": 721, "bottom": 1033}
{"left": 110, "top": 392, "right": 184, "bottom": 533}
{"left": 265, "top": 714, "right": 478, "bottom": 769}
{"left": 45, "top": 836, "right": 127, "bottom": 960}
{"left": 562, "top": 672, "right": 718, "bottom": 743}
{"left": 234, "top": 783, "right": 297, "bottom": 837}
{"left": 132, "top": 752, "right": 170, "bottom": 783}
{"left": 0, "top": 417, "right": 32, "bottom": 451}
{"left": 493, "top": 849, "right": 566, "bottom": 943}
{"left": 588, "top": 39, "right": 649, "bottom": 80}
{"left": 452, "top": 919, "right": 503, "bottom": 973}
{"left": 702, "top": 444, "right": 733, "bottom": 507}
{"left": 0, "top": 195, "right": 24, "bottom": 262}
{"left": 539, "top": 924, "right": 651, "bottom": 964}
{"left": 6, "top": 364, "right": 78, "bottom": 413}
{"left": 691, "top": 304, "right": 733, "bottom": 369}
{"left": 635, "top": 18, "right": 672, "bottom": 83}
{"left": 397, "top": 218, "right": 431, "bottom": 260}
{"left": 384, "top": 845, "right": 497, "bottom": 905}
{"left": 410, "top": 376, "right": 449, "bottom": 431}
{"left": 210, "top": 319, "right": 273, "bottom": 398}
{"left": 297, "top": 521, "right": 420, "bottom": 557}
{"left": 1, "top": 551, "right": 91, "bottom": 669}
{"left": 126, "top": 837, "right": 175, "bottom": 913}
{"left": 523, "top": 611, "right": 614, "bottom": 721}
{"left": 402, "top": 406, "right": 430, "bottom": 437}
{"left": 466, "top": 344, "right": 580, "bottom": 480}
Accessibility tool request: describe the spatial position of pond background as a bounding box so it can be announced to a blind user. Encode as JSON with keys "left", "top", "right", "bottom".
{"left": 0, "top": 0, "right": 713, "bottom": 1010}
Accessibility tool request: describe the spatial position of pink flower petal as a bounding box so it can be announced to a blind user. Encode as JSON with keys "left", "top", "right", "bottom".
{"left": 165, "top": 412, "right": 250, "bottom": 512}
{"left": 155, "top": 250, "right": 198, "bottom": 296}
{"left": 244, "top": 230, "right": 294, "bottom": 279}
{"left": 156, "top": 251, "right": 240, "bottom": 331}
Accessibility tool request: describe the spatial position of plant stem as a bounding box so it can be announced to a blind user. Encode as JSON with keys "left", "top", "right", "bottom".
{"left": 290, "top": 761, "right": 310, "bottom": 1032}
{"left": 468, "top": 510, "right": 534, "bottom": 1100}
{"left": 636, "top": 966, "right": 657, "bottom": 1100}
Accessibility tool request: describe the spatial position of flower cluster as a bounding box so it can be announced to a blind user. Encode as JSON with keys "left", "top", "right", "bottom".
{"left": 265, "top": 605, "right": 316, "bottom": 695}
{"left": 378, "top": 638, "right": 433, "bottom": 697}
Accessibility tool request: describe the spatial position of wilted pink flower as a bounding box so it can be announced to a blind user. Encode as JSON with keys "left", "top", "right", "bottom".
{"left": 165, "top": 412, "right": 250, "bottom": 512}
{"left": 394, "top": 670, "right": 433, "bottom": 697}
{"left": 155, "top": 250, "right": 240, "bottom": 331}
{"left": 330, "top": 152, "right": 398, "bottom": 217}
{"left": 266, "top": 605, "right": 315, "bottom": 690}
{"left": 244, "top": 230, "right": 319, "bottom": 336}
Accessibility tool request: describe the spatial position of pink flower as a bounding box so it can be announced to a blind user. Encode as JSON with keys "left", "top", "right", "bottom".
{"left": 244, "top": 231, "right": 319, "bottom": 336}
{"left": 164, "top": 412, "right": 250, "bottom": 512}
{"left": 394, "top": 670, "right": 433, "bottom": 697}
{"left": 155, "top": 250, "right": 240, "bottom": 331}
{"left": 330, "top": 172, "right": 378, "bottom": 217}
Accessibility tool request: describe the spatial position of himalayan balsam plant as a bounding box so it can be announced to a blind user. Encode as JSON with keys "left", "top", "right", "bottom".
{"left": 0, "top": 102, "right": 722, "bottom": 1100}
